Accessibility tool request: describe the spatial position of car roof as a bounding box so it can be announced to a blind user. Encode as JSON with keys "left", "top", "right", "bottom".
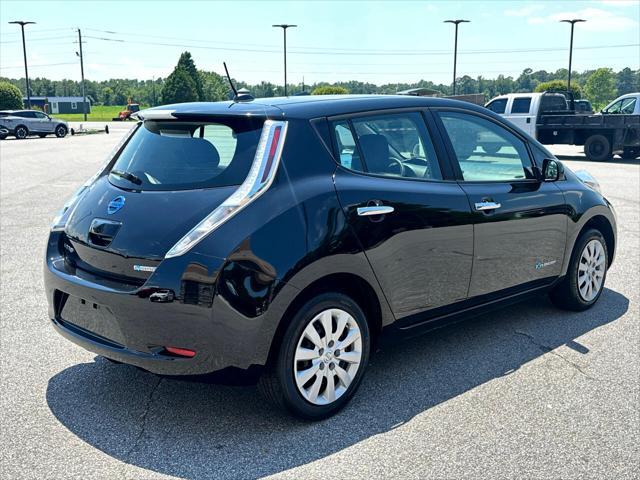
{"left": 142, "top": 95, "right": 490, "bottom": 120}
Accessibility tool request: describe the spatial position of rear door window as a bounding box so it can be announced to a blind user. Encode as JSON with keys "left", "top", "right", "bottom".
{"left": 511, "top": 98, "right": 531, "bottom": 114}
{"left": 108, "top": 120, "right": 263, "bottom": 191}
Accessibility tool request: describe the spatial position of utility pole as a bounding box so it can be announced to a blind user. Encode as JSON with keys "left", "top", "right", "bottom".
{"left": 77, "top": 28, "right": 87, "bottom": 121}
{"left": 560, "top": 19, "right": 586, "bottom": 90}
{"left": 272, "top": 24, "right": 297, "bottom": 96}
{"left": 9, "top": 20, "right": 35, "bottom": 109}
{"left": 152, "top": 76, "right": 156, "bottom": 106}
{"left": 444, "top": 19, "right": 470, "bottom": 96}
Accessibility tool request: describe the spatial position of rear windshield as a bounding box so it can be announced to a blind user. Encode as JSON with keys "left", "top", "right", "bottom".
{"left": 108, "top": 119, "right": 263, "bottom": 191}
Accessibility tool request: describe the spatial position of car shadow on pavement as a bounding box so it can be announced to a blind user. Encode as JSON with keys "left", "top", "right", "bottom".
{"left": 46, "top": 289, "right": 628, "bottom": 479}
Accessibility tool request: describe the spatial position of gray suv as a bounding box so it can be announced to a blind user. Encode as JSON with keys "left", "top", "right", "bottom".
{"left": 0, "top": 110, "right": 68, "bottom": 139}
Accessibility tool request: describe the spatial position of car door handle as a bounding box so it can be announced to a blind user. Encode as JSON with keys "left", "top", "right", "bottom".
{"left": 475, "top": 201, "right": 502, "bottom": 211}
{"left": 357, "top": 206, "right": 395, "bottom": 216}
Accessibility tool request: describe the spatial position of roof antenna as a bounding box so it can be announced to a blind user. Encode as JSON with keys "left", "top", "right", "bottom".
{"left": 223, "top": 62, "right": 253, "bottom": 102}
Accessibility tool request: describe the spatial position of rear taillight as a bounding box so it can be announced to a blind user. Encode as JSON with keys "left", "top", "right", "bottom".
{"left": 164, "top": 347, "right": 196, "bottom": 358}
{"left": 165, "top": 120, "right": 288, "bottom": 259}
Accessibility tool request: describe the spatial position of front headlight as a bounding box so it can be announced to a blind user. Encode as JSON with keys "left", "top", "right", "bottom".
{"left": 574, "top": 169, "right": 602, "bottom": 194}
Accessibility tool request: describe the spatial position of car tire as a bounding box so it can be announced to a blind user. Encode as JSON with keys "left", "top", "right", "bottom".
{"left": 481, "top": 143, "right": 501, "bottom": 155}
{"left": 0, "top": 133, "right": 7, "bottom": 140}
{"left": 584, "top": 135, "right": 611, "bottom": 162}
{"left": 55, "top": 125, "right": 68, "bottom": 138}
{"left": 621, "top": 147, "right": 639, "bottom": 160}
{"left": 258, "top": 292, "right": 370, "bottom": 420}
{"left": 14, "top": 125, "right": 28, "bottom": 139}
{"left": 550, "top": 228, "right": 608, "bottom": 311}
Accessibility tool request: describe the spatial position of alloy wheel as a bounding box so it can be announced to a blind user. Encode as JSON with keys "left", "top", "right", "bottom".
{"left": 577, "top": 239, "right": 605, "bottom": 302}
{"left": 293, "top": 308, "right": 362, "bottom": 405}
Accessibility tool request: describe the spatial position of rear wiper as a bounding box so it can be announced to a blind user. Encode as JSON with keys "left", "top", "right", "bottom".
{"left": 110, "top": 169, "right": 142, "bottom": 185}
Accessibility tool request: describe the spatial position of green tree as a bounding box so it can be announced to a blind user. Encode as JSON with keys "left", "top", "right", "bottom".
{"left": 0, "top": 81, "right": 23, "bottom": 109}
{"left": 200, "top": 70, "right": 228, "bottom": 101}
{"left": 161, "top": 67, "right": 198, "bottom": 104}
{"left": 584, "top": 68, "right": 617, "bottom": 110}
{"left": 102, "top": 86, "right": 114, "bottom": 106}
{"left": 616, "top": 67, "right": 639, "bottom": 95}
{"left": 177, "top": 51, "right": 204, "bottom": 101}
{"left": 311, "top": 85, "right": 349, "bottom": 95}
{"left": 534, "top": 80, "right": 582, "bottom": 98}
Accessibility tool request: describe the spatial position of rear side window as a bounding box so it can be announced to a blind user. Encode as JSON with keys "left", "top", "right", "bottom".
{"left": 511, "top": 98, "right": 531, "bottom": 114}
{"left": 486, "top": 99, "right": 507, "bottom": 114}
{"left": 332, "top": 112, "right": 443, "bottom": 181}
{"left": 540, "top": 94, "right": 569, "bottom": 113}
{"left": 109, "top": 120, "right": 263, "bottom": 191}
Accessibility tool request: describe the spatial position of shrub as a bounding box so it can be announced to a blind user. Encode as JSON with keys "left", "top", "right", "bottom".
{"left": 311, "top": 85, "right": 349, "bottom": 95}
{"left": 0, "top": 82, "right": 23, "bottom": 110}
{"left": 534, "top": 80, "right": 582, "bottom": 98}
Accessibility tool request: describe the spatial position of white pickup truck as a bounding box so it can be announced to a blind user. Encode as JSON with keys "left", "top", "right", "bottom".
{"left": 486, "top": 92, "right": 640, "bottom": 161}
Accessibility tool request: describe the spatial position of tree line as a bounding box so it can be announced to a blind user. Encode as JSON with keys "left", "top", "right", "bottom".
{"left": 1, "top": 51, "right": 637, "bottom": 110}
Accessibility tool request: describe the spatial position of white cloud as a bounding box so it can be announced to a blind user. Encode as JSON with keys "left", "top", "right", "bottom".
{"left": 528, "top": 7, "right": 639, "bottom": 31}
{"left": 504, "top": 4, "right": 544, "bottom": 17}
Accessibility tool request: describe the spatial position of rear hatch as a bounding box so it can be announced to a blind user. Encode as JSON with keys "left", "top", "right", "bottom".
{"left": 64, "top": 116, "right": 265, "bottom": 284}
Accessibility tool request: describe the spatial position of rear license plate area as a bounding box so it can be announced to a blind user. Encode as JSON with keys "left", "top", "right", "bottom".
{"left": 59, "top": 294, "right": 126, "bottom": 346}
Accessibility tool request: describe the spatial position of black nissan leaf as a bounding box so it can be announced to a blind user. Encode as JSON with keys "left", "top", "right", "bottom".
{"left": 45, "top": 95, "right": 617, "bottom": 419}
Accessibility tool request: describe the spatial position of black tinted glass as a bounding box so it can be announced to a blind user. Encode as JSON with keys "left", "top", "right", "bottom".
{"left": 486, "top": 99, "right": 507, "bottom": 114}
{"left": 511, "top": 98, "right": 531, "bottom": 114}
{"left": 109, "top": 119, "right": 263, "bottom": 191}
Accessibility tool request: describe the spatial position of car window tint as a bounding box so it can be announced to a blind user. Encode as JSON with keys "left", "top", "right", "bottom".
{"left": 348, "top": 112, "right": 443, "bottom": 180}
{"left": 511, "top": 98, "right": 531, "bottom": 114}
{"left": 34, "top": 112, "right": 47, "bottom": 119}
{"left": 438, "top": 111, "right": 534, "bottom": 182}
{"left": 200, "top": 124, "right": 237, "bottom": 168}
{"left": 604, "top": 100, "right": 622, "bottom": 113}
{"left": 620, "top": 98, "right": 636, "bottom": 114}
{"left": 333, "top": 121, "right": 363, "bottom": 172}
{"left": 109, "top": 120, "right": 263, "bottom": 191}
{"left": 17, "top": 111, "right": 35, "bottom": 118}
{"left": 486, "top": 99, "right": 507, "bottom": 114}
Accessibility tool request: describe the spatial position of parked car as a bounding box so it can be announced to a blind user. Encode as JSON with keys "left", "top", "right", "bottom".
{"left": 45, "top": 95, "right": 616, "bottom": 419}
{"left": 485, "top": 92, "right": 640, "bottom": 160}
{"left": 574, "top": 99, "right": 593, "bottom": 114}
{"left": 0, "top": 109, "right": 68, "bottom": 139}
{"left": 600, "top": 93, "right": 640, "bottom": 115}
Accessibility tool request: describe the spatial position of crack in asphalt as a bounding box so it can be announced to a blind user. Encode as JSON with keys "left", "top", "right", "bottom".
{"left": 513, "top": 329, "right": 601, "bottom": 382}
{"left": 122, "top": 376, "right": 163, "bottom": 466}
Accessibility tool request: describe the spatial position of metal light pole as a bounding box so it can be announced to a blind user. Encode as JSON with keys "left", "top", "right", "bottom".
{"left": 272, "top": 24, "right": 297, "bottom": 96}
{"left": 76, "top": 29, "right": 87, "bottom": 121}
{"left": 560, "top": 19, "right": 586, "bottom": 90}
{"left": 444, "top": 19, "right": 469, "bottom": 96}
{"left": 9, "top": 20, "right": 35, "bottom": 109}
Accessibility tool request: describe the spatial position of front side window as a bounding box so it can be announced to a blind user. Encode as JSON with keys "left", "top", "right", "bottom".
{"left": 332, "top": 112, "right": 442, "bottom": 181}
{"left": 486, "top": 99, "right": 507, "bottom": 114}
{"left": 603, "top": 100, "right": 622, "bottom": 114}
{"left": 620, "top": 98, "right": 636, "bottom": 114}
{"left": 109, "top": 120, "right": 263, "bottom": 191}
{"left": 34, "top": 112, "right": 47, "bottom": 119}
{"left": 511, "top": 97, "right": 532, "bottom": 114}
{"left": 438, "top": 111, "right": 534, "bottom": 182}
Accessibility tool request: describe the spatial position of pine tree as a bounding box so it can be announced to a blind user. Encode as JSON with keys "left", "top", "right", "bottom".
{"left": 177, "top": 51, "right": 204, "bottom": 101}
{"left": 161, "top": 66, "right": 198, "bottom": 104}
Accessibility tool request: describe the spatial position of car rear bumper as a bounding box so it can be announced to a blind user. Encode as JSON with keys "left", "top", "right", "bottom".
{"left": 44, "top": 231, "right": 276, "bottom": 376}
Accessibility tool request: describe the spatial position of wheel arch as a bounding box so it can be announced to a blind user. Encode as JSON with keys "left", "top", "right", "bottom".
{"left": 266, "top": 272, "right": 385, "bottom": 365}
{"left": 580, "top": 215, "right": 616, "bottom": 267}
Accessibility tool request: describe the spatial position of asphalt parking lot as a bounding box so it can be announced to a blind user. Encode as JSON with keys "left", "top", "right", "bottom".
{"left": 0, "top": 126, "right": 638, "bottom": 479}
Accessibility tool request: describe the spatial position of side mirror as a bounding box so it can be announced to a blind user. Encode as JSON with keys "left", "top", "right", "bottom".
{"left": 542, "top": 158, "right": 563, "bottom": 182}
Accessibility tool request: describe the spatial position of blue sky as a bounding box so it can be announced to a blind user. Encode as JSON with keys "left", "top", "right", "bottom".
{"left": 0, "top": 0, "right": 638, "bottom": 85}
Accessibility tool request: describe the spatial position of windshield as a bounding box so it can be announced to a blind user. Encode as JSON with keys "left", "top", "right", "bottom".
{"left": 109, "top": 119, "right": 263, "bottom": 191}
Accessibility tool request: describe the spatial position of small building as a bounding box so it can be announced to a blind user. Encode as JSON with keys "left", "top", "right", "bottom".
{"left": 22, "top": 96, "right": 91, "bottom": 114}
